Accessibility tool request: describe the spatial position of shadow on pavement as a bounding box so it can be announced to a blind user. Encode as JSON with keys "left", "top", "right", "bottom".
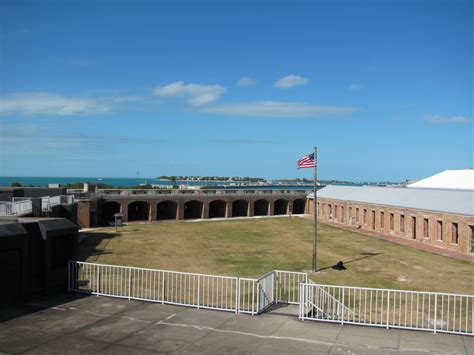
{"left": 0, "top": 291, "right": 91, "bottom": 324}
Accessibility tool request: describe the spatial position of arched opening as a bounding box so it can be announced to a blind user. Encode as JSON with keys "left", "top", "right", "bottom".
{"left": 157, "top": 200, "right": 177, "bottom": 220}
{"left": 128, "top": 201, "right": 150, "bottom": 221}
{"left": 209, "top": 200, "right": 226, "bottom": 218}
{"left": 274, "top": 199, "right": 289, "bottom": 215}
{"left": 232, "top": 200, "right": 248, "bottom": 217}
{"left": 254, "top": 199, "right": 269, "bottom": 216}
{"left": 184, "top": 200, "right": 203, "bottom": 219}
{"left": 102, "top": 201, "right": 121, "bottom": 223}
{"left": 293, "top": 199, "right": 306, "bottom": 214}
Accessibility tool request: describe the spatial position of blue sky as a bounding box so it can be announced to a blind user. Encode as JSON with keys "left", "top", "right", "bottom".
{"left": 0, "top": 0, "right": 472, "bottom": 182}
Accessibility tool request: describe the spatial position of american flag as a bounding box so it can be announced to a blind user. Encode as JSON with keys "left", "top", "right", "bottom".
{"left": 297, "top": 152, "right": 316, "bottom": 169}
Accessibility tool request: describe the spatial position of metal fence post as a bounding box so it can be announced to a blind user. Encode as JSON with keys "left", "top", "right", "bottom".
{"left": 298, "top": 283, "right": 302, "bottom": 320}
{"left": 236, "top": 278, "right": 240, "bottom": 314}
{"left": 256, "top": 280, "right": 260, "bottom": 315}
{"left": 303, "top": 283, "right": 307, "bottom": 319}
{"left": 128, "top": 268, "right": 132, "bottom": 300}
{"left": 386, "top": 290, "right": 390, "bottom": 329}
{"left": 434, "top": 295, "right": 438, "bottom": 333}
{"left": 271, "top": 272, "right": 275, "bottom": 305}
{"left": 471, "top": 298, "right": 473, "bottom": 335}
{"left": 96, "top": 264, "right": 100, "bottom": 295}
{"left": 161, "top": 272, "right": 165, "bottom": 304}
{"left": 275, "top": 272, "right": 279, "bottom": 304}
{"left": 299, "top": 283, "right": 304, "bottom": 320}
{"left": 341, "top": 288, "right": 345, "bottom": 325}
{"left": 197, "top": 275, "right": 200, "bottom": 309}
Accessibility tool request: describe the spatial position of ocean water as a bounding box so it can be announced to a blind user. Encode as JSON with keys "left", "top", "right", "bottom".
{"left": 0, "top": 176, "right": 314, "bottom": 190}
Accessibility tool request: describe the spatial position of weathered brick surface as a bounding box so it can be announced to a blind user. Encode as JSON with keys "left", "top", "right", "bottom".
{"left": 307, "top": 197, "right": 474, "bottom": 256}
{"left": 76, "top": 200, "right": 92, "bottom": 228}
{"left": 78, "top": 193, "right": 308, "bottom": 226}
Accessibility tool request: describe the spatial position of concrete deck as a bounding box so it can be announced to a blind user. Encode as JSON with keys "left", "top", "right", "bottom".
{"left": 0, "top": 293, "right": 472, "bottom": 354}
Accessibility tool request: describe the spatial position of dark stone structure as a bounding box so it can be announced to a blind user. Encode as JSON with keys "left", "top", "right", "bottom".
{"left": 0, "top": 223, "right": 29, "bottom": 304}
{"left": 0, "top": 218, "right": 78, "bottom": 304}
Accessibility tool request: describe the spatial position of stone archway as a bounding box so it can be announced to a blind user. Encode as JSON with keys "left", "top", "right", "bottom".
{"left": 209, "top": 200, "right": 226, "bottom": 218}
{"left": 254, "top": 199, "right": 269, "bottom": 216}
{"left": 184, "top": 200, "right": 203, "bottom": 219}
{"left": 274, "top": 199, "right": 289, "bottom": 215}
{"left": 292, "top": 199, "right": 306, "bottom": 214}
{"left": 102, "top": 201, "right": 121, "bottom": 223}
{"left": 157, "top": 200, "right": 177, "bottom": 220}
{"left": 232, "top": 200, "right": 249, "bottom": 217}
{"left": 128, "top": 201, "right": 150, "bottom": 221}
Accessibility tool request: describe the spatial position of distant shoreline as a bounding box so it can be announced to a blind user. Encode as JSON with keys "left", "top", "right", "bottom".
{"left": 0, "top": 176, "right": 320, "bottom": 189}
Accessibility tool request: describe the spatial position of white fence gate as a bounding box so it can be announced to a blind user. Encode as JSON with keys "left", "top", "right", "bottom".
{"left": 274, "top": 270, "right": 307, "bottom": 304}
{"left": 257, "top": 271, "right": 275, "bottom": 313}
{"left": 299, "top": 283, "right": 474, "bottom": 336}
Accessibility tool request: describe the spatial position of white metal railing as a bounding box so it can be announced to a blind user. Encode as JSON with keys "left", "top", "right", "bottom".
{"left": 0, "top": 200, "right": 33, "bottom": 216}
{"left": 257, "top": 271, "right": 275, "bottom": 313}
{"left": 60, "top": 195, "right": 75, "bottom": 204}
{"left": 41, "top": 196, "right": 51, "bottom": 211}
{"left": 275, "top": 270, "right": 307, "bottom": 304}
{"left": 239, "top": 278, "right": 259, "bottom": 314}
{"left": 68, "top": 262, "right": 309, "bottom": 315}
{"left": 41, "top": 195, "right": 75, "bottom": 211}
{"left": 69, "top": 261, "right": 261, "bottom": 314}
{"left": 49, "top": 195, "right": 61, "bottom": 206}
{"left": 0, "top": 195, "right": 74, "bottom": 215}
{"left": 68, "top": 261, "right": 473, "bottom": 336}
{"left": 68, "top": 263, "right": 308, "bottom": 315}
{"left": 299, "top": 283, "right": 474, "bottom": 336}
{"left": 304, "top": 279, "right": 355, "bottom": 319}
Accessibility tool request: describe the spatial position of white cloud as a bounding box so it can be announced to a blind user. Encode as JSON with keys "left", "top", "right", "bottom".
{"left": 0, "top": 123, "right": 166, "bottom": 156}
{"left": 200, "top": 101, "right": 359, "bottom": 118}
{"left": 105, "top": 95, "right": 143, "bottom": 103}
{"left": 274, "top": 75, "right": 309, "bottom": 89}
{"left": 152, "top": 81, "right": 225, "bottom": 106}
{"left": 237, "top": 76, "right": 257, "bottom": 87}
{"left": 348, "top": 83, "right": 363, "bottom": 92}
{"left": 422, "top": 115, "right": 472, "bottom": 125}
{"left": 0, "top": 93, "right": 117, "bottom": 116}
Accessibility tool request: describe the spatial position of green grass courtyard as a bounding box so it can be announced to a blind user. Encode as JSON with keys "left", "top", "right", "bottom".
{"left": 78, "top": 217, "right": 474, "bottom": 294}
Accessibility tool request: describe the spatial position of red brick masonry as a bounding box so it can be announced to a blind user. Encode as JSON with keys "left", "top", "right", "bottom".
{"left": 307, "top": 197, "right": 474, "bottom": 260}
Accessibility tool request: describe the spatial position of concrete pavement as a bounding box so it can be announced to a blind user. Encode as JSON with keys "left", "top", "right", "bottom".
{"left": 0, "top": 293, "right": 472, "bottom": 354}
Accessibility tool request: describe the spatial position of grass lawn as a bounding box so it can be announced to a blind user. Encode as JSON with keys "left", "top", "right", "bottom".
{"left": 78, "top": 217, "right": 474, "bottom": 294}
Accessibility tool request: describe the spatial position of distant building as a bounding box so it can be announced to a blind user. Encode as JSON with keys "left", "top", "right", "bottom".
{"left": 407, "top": 169, "right": 474, "bottom": 190}
{"left": 308, "top": 185, "right": 474, "bottom": 256}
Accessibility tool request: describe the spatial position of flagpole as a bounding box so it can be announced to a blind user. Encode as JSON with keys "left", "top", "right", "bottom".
{"left": 312, "top": 145, "right": 318, "bottom": 272}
